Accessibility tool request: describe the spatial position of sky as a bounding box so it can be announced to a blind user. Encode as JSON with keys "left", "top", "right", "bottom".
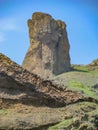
{"left": 0, "top": 0, "right": 98, "bottom": 65}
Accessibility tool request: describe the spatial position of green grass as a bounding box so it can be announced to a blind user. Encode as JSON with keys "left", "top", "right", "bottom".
{"left": 88, "top": 106, "right": 98, "bottom": 116}
{"left": 72, "top": 65, "right": 89, "bottom": 72}
{"left": 90, "top": 69, "right": 98, "bottom": 77}
{"left": 54, "top": 65, "right": 98, "bottom": 100}
{"left": 48, "top": 119, "right": 73, "bottom": 130}
{"left": 0, "top": 109, "right": 8, "bottom": 115}
{"left": 67, "top": 65, "right": 98, "bottom": 99}
{"left": 68, "top": 80, "right": 98, "bottom": 99}
{"left": 72, "top": 65, "right": 98, "bottom": 77}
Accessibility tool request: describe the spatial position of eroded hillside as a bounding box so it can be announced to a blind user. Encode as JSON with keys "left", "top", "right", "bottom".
{"left": 0, "top": 53, "right": 85, "bottom": 107}
{"left": 0, "top": 53, "right": 98, "bottom": 130}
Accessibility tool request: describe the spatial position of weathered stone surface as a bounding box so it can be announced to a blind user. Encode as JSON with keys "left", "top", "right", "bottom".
{"left": 0, "top": 53, "right": 84, "bottom": 107}
{"left": 0, "top": 53, "right": 98, "bottom": 130}
{"left": 87, "top": 58, "right": 98, "bottom": 71}
{"left": 22, "top": 12, "right": 70, "bottom": 79}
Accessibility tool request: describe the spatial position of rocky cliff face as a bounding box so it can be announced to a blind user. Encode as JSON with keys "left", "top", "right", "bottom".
{"left": 0, "top": 53, "right": 98, "bottom": 130}
{"left": 22, "top": 12, "right": 70, "bottom": 79}
{"left": 0, "top": 53, "right": 83, "bottom": 107}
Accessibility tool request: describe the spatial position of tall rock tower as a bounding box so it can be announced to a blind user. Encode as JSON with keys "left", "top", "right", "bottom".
{"left": 22, "top": 12, "right": 70, "bottom": 79}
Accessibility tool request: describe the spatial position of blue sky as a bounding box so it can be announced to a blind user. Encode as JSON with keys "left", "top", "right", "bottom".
{"left": 0, "top": 0, "right": 98, "bottom": 65}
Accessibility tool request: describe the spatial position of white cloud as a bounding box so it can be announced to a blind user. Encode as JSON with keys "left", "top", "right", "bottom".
{"left": 0, "top": 17, "right": 18, "bottom": 43}
{"left": 0, "top": 32, "right": 6, "bottom": 42}
{"left": 0, "top": 18, "right": 17, "bottom": 31}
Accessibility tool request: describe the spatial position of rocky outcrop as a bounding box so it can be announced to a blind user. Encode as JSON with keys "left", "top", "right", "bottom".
{"left": 89, "top": 59, "right": 98, "bottom": 66}
{"left": 48, "top": 102, "right": 98, "bottom": 130}
{"left": 87, "top": 59, "right": 98, "bottom": 71}
{"left": 0, "top": 53, "right": 83, "bottom": 107}
{"left": 0, "top": 54, "right": 98, "bottom": 129}
{"left": 22, "top": 12, "right": 70, "bottom": 79}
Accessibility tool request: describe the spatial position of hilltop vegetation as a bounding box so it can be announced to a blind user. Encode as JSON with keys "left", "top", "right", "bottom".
{"left": 52, "top": 64, "right": 98, "bottom": 100}
{"left": 48, "top": 63, "right": 98, "bottom": 129}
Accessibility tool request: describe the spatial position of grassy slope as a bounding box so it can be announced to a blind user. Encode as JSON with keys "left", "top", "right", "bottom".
{"left": 49, "top": 65, "right": 98, "bottom": 130}
{"left": 52, "top": 65, "right": 98, "bottom": 100}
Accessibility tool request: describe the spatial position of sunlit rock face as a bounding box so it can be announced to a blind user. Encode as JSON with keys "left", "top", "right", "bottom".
{"left": 22, "top": 12, "right": 70, "bottom": 79}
